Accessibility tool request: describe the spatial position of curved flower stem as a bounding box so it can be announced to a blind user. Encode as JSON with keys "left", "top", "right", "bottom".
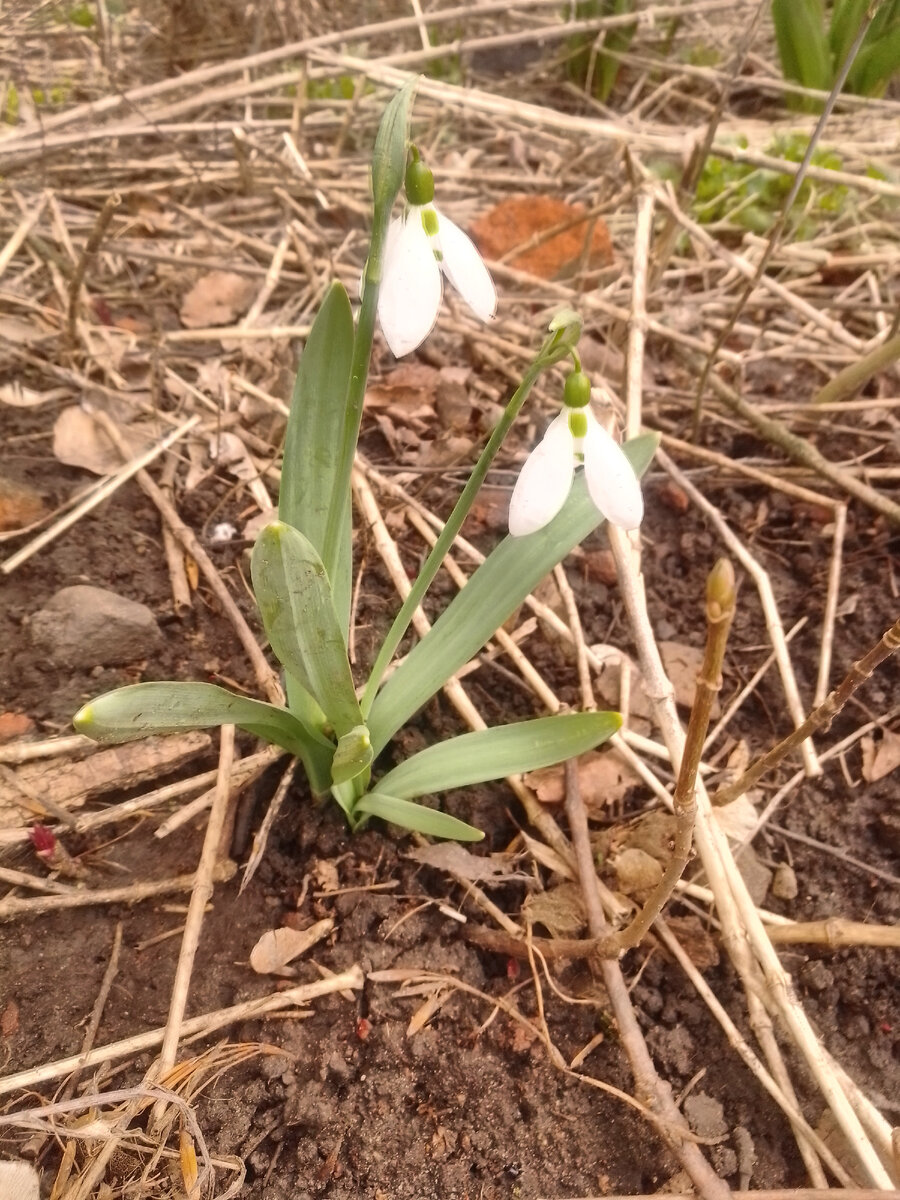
{"left": 359, "top": 320, "right": 581, "bottom": 717}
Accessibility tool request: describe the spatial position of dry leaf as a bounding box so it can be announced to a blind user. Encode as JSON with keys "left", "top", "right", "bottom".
{"left": 0, "top": 712, "right": 36, "bottom": 742}
{"left": 367, "top": 363, "right": 440, "bottom": 409}
{"left": 249, "top": 918, "right": 333, "bottom": 974}
{"left": 406, "top": 842, "right": 529, "bottom": 885}
{"left": 713, "top": 794, "right": 758, "bottom": 842}
{"left": 52, "top": 407, "right": 155, "bottom": 474}
{"left": 470, "top": 196, "right": 613, "bottom": 279}
{"left": 611, "top": 847, "right": 663, "bottom": 896}
{"left": 664, "top": 915, "right": 720, "bottom": 970}
{"left": 860, "top": 729, "right": 900, "bottom": 783}
{"left": 525, "top": 749, "right": 640, "bottom": 811}
{"left": 523, "top": 881, "right": 587, "bottom": 937}
{"left": 0, "top": 315, "right": 52, "bottom": 345}
{"left": 180, "top": 271, "right": 256, "bottom": 329}
{"left": 659, "top": 641, "right": 720, "bottom": 714}
{"left": 0, "top": 477, "right": 45, "bottom": 532}
{"left": 0, "top": 998, "right": 19, "bottom": 1036}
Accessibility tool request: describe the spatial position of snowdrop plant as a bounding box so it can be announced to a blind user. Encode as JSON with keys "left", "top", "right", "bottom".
{"left": 74, "top": 81, "right": 658, "bottom": 842}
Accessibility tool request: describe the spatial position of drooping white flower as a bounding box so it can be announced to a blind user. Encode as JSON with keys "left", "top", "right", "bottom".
{"left": 508, "top": 406, "right": 643, "bottom": 537}
{"left": 376, "top": 155, "right": 496, "bottom": 357}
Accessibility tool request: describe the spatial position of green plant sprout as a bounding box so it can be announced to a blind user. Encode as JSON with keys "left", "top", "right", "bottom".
{"left": 772, "top": 0, "right": 900, "bottom": 108}
{"left": 74, "top": 82, "right": 657, "bottom": 843}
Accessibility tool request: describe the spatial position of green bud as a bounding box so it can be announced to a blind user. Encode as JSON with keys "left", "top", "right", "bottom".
{"left": 563, "top": 370, "right": 591, "bottom": 409}
{"left": 405, "top": 157, "right": 435, "bottom": 206}
{"left": 568, "top": 409, "right": 588, "bottom": 439}
{"left": 372, "top": 78, "right": 417, "bottom": 222}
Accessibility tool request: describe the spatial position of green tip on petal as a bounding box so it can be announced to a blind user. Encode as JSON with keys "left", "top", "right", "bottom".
{"left": 73, "top": 704, "right": 91, "bottom": 730}
{"left": 420, "top": 206, "right": 439, "bottom": 238}
{"left": 568, "top": 409, "right": 588, "bottom": 439}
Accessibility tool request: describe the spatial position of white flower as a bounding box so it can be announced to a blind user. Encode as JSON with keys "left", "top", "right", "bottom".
{"left": 508, "top": 408, "right": 643, "bottom": 537}
{"left": 377, "top": 204, "right": 496, "bottom": 357}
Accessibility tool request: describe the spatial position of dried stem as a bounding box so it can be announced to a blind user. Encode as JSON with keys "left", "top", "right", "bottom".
{"left": 713, "top": 615, "right": 900, "bottom": 806}
{"left": 65, "top": 190, "right": 120, "bottom": 348}
{"left": 616, "top": 559, "right": 735, "bottom": 952}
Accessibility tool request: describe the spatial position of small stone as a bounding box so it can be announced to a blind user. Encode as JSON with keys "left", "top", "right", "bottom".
{"left": 684, "top": 1093, "right": 727, "bottom": 1139}
{"left": 30, "top": 585, "right": 162, "bottom": 668}
{"left": 612, "top": 846, "right": 664, "bottom": 896}
{"left": 800, "top": 960, "right": 833, "bottom": 993}
{"left": 771, "top": 862, "right": 799, "bottom": 900}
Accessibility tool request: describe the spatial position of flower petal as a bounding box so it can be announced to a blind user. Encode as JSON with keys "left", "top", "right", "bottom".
{"left": 508, "top": 412, "right": 574, "bottom": 537}
{"left": 582, "top": 415, "right": 644, "bottom": 530}
{"left": 377, "top": 211, "right": 442, "bottom": 357}
{"left": 435, "top": 211, "right": 497, "bottom": 323}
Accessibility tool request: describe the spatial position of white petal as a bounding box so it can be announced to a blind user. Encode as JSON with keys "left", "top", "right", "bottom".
{"left": 508, "top": 412, "right": 574, "bottom": 537}
{"left": 434, "top": 210, "right": 497, "bottom": 323}
{"left": 377, "top": 211, "right": 442, "bottom": 357}
{"left": 582, "top": 414, "right": 644, "bottom": 530}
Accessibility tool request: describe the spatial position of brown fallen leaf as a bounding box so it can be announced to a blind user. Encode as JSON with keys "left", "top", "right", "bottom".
{"left": 180, "top": 270, "right": 256, "bottom": 329}
{"left": 523, "top": 881, "right": 587, "bottom": 938}
{"left": 0, "top": 998, "right": 19, "bottom": 1037}
{"left": 406, "top": 842, "right": 530, "bottom": 885}
{"left": 0, "top": 712, "right": 36, "bottom": 742}
{"left": 249, "top": 917, "right": 334, "bottom": 975}
{"left": 367, "top": 363, "right": 440, "bottom": 409}
{"left": 860, "top": 729, "right": 900, "bottom": 783}
{"left": 52, "top": 407, "right": 155, "bottom": 474}
{"left": 0, "top": 478, "right": 45, "bottom": 532}
{"left": 611, "top": 847, "right": 663, "bottom": 897}
{"left": 525, "top": 749, "right": 640, "bottom": 812}
{"left": 663, "top": 915, "right": 720, "bottom": 971}
{"left": 470, "top": 196, "right": 613, "bottom": 280}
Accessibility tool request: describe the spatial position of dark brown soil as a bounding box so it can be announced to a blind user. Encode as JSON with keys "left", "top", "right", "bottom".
{"left": 2, "top": 397, "right": 898, "bottom": 1197}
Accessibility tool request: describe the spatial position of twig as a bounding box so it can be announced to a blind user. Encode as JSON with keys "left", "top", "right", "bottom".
{"left": 815, "top": 503, "right": 846, "bottom": 707}
{"left": 563, "top": 760, "right": 731, "bottom": 1200}
{"left": 0, "top": 416, "right": 200, "bottom": 575}
{"left": 0, "top": 864, "right": 236, "bottom": 922}
{"left": 616, "top": 560, "right": 735, "bottom": 953}
{"left": 0, "top": 968, "right": 363, "bottom": 1098}
{"left": 65, "top": 191, "right": 120, "bottom": 348}
{"left": 812, "top": 330, "right": 900, "bottom": 407}
{"left": 151, "top": 726, "right": 235, "bottom": 1104}
{"left": 657, "top": 447, "right": 820, "bottom": 777}
{"left": 712, "top": 615, "right": 900, "bottom": 806}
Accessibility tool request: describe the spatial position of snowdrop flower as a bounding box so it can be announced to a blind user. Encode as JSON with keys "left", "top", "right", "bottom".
{"left": 376, "top": 154, "right": 496, "bottom": 357}
{"left": 508, "top": 372, "right": 643, "bottom": 537}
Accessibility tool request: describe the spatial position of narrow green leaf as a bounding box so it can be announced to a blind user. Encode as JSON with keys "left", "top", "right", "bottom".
{"left": 279, "top": 282, "right": 355, "bottom": 626}
{"left": 251, "top": 521, "right": 362, "bottom": 738}
{"left": 772, "top": 0, "right": 831, "bottom": 105}
{"left": 355, "top": 792, "right": 484, "bottom": 842}
{"left": 828, "top": 0, "right": 869, "bottom": 75}
{"left": 368, "top": 433, "right": 658, "bottom": 754}
{"left": 73, "top": 682, "right": 334, "bottom": 789}
{"left": 374, "top": 712, "right": 621, "bottom": 800}
{"left": 846, "top": 25, "right": 900, "bottom": 95}
{"left": 331, "top": 724, "right": 374, "bottom": 787}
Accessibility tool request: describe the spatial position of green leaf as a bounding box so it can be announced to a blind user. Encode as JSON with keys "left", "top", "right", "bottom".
{"left": 772, "top": 0, "right": 831, "bottom": 107}
{"left": 354, "top": 792, "right": 484, "bottom": 841}
{"left": 331, "top": 724, "right": 374, "bottom": 787}
{"left": 828, "top": 0, "right": 869, "bottom": 75}
{"left": 368, "top": 433, "right": 658, "bottom": 754}
{"left": 846, "top": 25, "right": 900, "bottom": 96}
{"left": 251, "top": 521, "right": 362, "bottom": 738}
{"left": 371, "top": 76, "right": 417, "bottom": 222}
{"left": 73, "top": 682, "right": 334, "bottom": 789}
{"left": 279, "top": 281, "right": 355, "bottom": 627}
{"left": 374, "top": 712, "right": 621, "bottom": 799}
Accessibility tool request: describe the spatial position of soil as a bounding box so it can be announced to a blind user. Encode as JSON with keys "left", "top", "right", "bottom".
{"left": 1, "top": 7, "right": 899, "bottom": 1198}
